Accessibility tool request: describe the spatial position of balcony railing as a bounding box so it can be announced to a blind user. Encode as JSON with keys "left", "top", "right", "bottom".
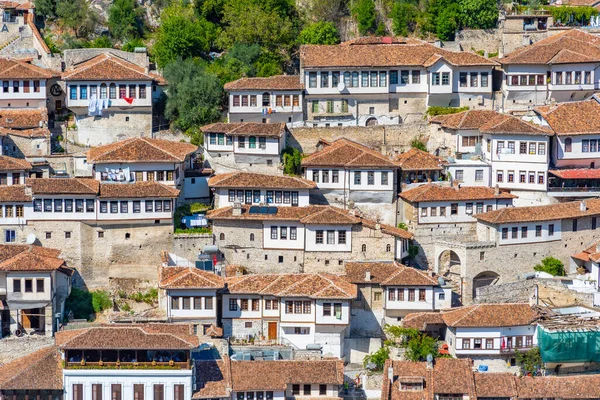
{"left": 500, "top": 345, "right": 533, "bottom": 353}
{"left": 548, "top": 187, "right": 600, "bottom": 192}
{"left": 64, "top": 360, "right": 191, "bottom": 370}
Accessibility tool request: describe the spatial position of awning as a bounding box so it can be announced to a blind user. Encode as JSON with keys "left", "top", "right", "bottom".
{"left": 6, "top": 300, "right": 50, "bottom": 309}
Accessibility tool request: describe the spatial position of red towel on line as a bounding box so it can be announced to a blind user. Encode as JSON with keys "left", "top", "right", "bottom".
{"left": 124, "top": 97, "right": 134, "bottom": 104}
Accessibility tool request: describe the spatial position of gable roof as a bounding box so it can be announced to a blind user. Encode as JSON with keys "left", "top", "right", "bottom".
{"left": 0, "top": 58, "right": 56, "bottom": 79}
{"left": 475, "top": 198, "right": 600, "bottom": 224}
{"left": 535, "top": 99, "right": 600, "bottom": 136}
{"left": 400, "top": 184, "right": 517, "bottom": 203}
{"left": 225, "top": 273, "right": 357, "bottom": 299}
{"left": 0, "top": 108, "right": 47, "bottom": 129}
{"left": 394, "top": 148, "right": 447, "bottom": 171}
{"left": 442, "top": 303, "right": 538, "bottom": 327}
{"left": 99, "top": 181, "right": 180, "bottom": 199}
{"left": 0, "top": 155, "right": 32, "bottom": 171}
{"left": 201, "top": 122, "right": 287, "bottom": 138}
{"left": 301, "top": 138, "right": 396, "bottom": 168}
{"left": 0, "top": 244, "right": 70, "bottom": 273}
{"left": 474, "top": 373, "right": 518, "bottom": 398}
{"left": 224, "top": 75, "right": 303, "bottom": 91}
{"left": 515, "top": 375, "right": 600, "bottom": 398}
{"left": 402, "top": 312, "right": 445, "bottom": 330}
{"left": 380, "top": 264, "right": 440, "bottom": 286}
{"left": 28, "top": 178, "right": 100, "bottom": 195}
{"left": 55, "top": 324, "right": 200, "bottom": 350}
{"left": 159, "top": 266, "right": 225, "bottom": 289}
{"left": 343, "top": 261, "right": 406, "bottom": 284}
{"left": 62, "top": 53, "right": 164, "bottom": 82}
{"left": 87, "top": 138, "right": 197, "bottom": 163}
{"left": 0, "top": 185, "right": 32, "bottom": 202}
{"left": 208, "top": 171, "right": 316, "bottom": 190}
{"left": 431, "top": 109, "right": 552, "bottom": 136}
{"left": 501, "top": 29, "right": 600, "bottom": 65}
{"left": 193, "top": 359, "right": 231, "bottom": 399}
{"left": 301, "top": 38, "right": 497, "bottom": 68}
{"left": 0, "top": 346, "right": 63, "bottom": 391}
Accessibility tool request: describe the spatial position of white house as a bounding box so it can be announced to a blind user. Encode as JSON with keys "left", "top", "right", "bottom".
{"left": 300, "top": 37, "right": 497, "bottom": 126}
{"left": 201, "top": 122, "right": 288, "bottom": 174}
{"left": 62, "top": 52, "right": 166, "bottom": 146}
{"left": 224, "top": 75, "right": 304, "bottom": 126}
{"left": 500, "top": 29, "right": 600, "bottom": 111}
{"left": 208, "top": 171, "right": 315, "bottom": 208}
{"left": 222, "top": 273, "right": 356, "bottom": 358}
{"left": 0, "top": 244, "right": 73, "bottom": 337}
{"left": 445, "top": 159, "right": 491, "bottom": 187}
{"left": 399, "top": 184, "right": 516, "bottom": 226}
{"left": 0, "top": 58, "right": 54, "bottom": 109}
{"left": 159, "top": 264, "right": 224, "bottom": 333}
{"left": 58, "top": 324, "right": 198, "bottom": 400}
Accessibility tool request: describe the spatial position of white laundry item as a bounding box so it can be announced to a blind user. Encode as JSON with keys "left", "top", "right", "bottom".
{"left": 88, "top": 94, "right": 97, "bottom": 116}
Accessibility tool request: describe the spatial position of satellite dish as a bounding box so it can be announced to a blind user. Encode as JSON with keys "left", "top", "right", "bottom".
{"left": 337, "top": 81, "right": 346, "bottom": 91}
{"left": 438, "top": 276, "right": 445, "bottom": 286}
{"left": 26, "top": 233, "right": 36, "bottom": 245}
{"left": 426, "top": 354, "right": 434, "bottom": 363}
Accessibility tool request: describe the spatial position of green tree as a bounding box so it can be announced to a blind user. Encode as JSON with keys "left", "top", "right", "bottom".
{"left": 410, "top": 137, "right": 427, "bottom": 151}
{"left": 34, "top": 0, "right": 56, "bottom": 18}
{"left": 121, "top": 37, "right": 146, "bottom": 52}
{"left": 255, "top": 51, "right": 284, "bottom": 77}
{"left": 516, "top": 347, "right": 542, "bottom": 375}
{"left": 299, "top": 22, "right": 340, "bottom": 45}
{"left": 86, "top": 36, "right": 113, "bottom": 48}
{"left": 108, "top": 0, "right": 145, "bottom": 40}
{"left": 459, "top": 0, "right": 498, "bottom": 29}
{"left": 206, "top": 44, "right": 262, "bottom": 83}
{"left": 56, "top": 0, "right": 93, "bottom": 35}
{"left": 91, "top": 290, "right": 112, "bottom": 313}
{"left": 363, "top": 346, "right": 390, "bottom": 370}
{"left": 306, "top": 0, "right": 348, "bottom": 23}
{"left": 282, "top": 147, "right": 303, "bottom": 175}
{"left": 352, "top": 0, "right": 376, "bottom": 35}
{"left": 534, "top": 257, "right": 565, "bottom": 276}
{"left": 163, "top": 58, "right": 223, "bottom": 132}
{"left": 391, "top": 2, "right": 420, "bottom": 36}
{"left": 384, "top": 326, "right": 439, "bottom": 362}
{"left": 435, "top": 4, "right": 460, "bottom": 40}
{"left": 153, "top": 2, "right": 215, "bottom": 68}
{"left": 195, "top": 0, "right": 225, "bottom": 23}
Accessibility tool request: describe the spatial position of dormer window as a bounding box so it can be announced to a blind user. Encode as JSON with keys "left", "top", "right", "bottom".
{"left": 399, "top": 377, "right": 423, "bottom": 391}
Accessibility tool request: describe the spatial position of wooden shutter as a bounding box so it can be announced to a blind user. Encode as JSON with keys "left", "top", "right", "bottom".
{"left": 73, "top": 384, "right": 83, "bottom": 400}
{"left": 153, "top": 384, "right": 164, "bottom": 400}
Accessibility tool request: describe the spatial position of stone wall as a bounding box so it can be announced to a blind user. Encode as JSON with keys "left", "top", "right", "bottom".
{"left": 455, "top": 29, "right": 502, "bottom": 54}
{"left": 73, "top": 109, "right": 153, "bottom": 147}
{"left": 3, "top": 134, "right": 50, "bottom": 158}
{"left": 172, "top": 233, "right": 214, "bottom": 263}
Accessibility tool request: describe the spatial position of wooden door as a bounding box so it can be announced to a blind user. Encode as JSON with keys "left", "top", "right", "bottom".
{"left": 268, "top": 322, "right": 277, "bottom": 340}
{"left": 21, "top": 310, "right": 31, "bottom": 329}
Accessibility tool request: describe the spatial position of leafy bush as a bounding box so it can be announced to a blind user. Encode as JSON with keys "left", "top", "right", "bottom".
{"left": 352, "top": 0, "right": 377, "bottom": 35}
{"left": 299, "top": 22, "right": 340, "bottom": 45}
{"left": 363, "top": 346, "right": 390, "bottom": 370}
{"left": 410, "top": 136, "right": 427, "bottom": 151}
{"left": 534, "top": 257, "right": 565, "bottom": 276}
{"left": 282, "top": 147, "right": 303, "bottom": 175}
{"left": 397, "top": 222, "right": 408, "bottom": 230}
{"left": 516, "top": 347, "right": 542, "bottom": 375}
{"left": 65, "top": 287, "right": 94, "bottom": 319}
{"left": 549, "top": 5, "right": 598, "bottom": 25}
{"left": 91, "top": 290, "right": 112, "bottom": 313}
{"left": 129, "top": 288, "right": 159, "bottom": 305}
{"left": 384, "top": 326, "right": 439, "bottom": 361}
{"left": 174, "top": 227, "right": 212, "bottom": 234}
{"left": 426, "top": 106, "right": 469, "bottom": 117}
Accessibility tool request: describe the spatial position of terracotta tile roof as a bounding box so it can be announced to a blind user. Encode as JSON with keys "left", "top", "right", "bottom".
{"left": 431, "top": 109, "right": 552, "bottom": 136}
{"left": 442, "top": 303, "right": 538, "bottom": 327}
{"left": 0, "top": 127, "right": 50, "bottom": 138}
{"left": 501, "top": 29, "right": 600, "bottom": 65}
{"left": 399, "top": 184, "right": 517, "bottom": 203}
{"left": 343, "top": 261, "right": 405, "bottom": 284}
{"left": 301, "top": 138, "right": 397, "bottom": 168}
{"left": 474, "top": 373, "right": 517, "bottom": 398}
{"left": 380, "top": 265, "right": 439, "bottom": 286}
{"left": 516, "top": 375, "right": 600, "bottom": 398}
{"left": 55, "top": 324, "right": 200, "bottom": 350}
{"left": 0, "top": 58, "right": 56, "bottom": 79}
{"left": 87, "top": 138, "right": 197, "bottom": 163}
{"left": 402, "top": 312, "right": 445, "bottom": 330}
{"left": 230, "top": 359, "right": 344, "bottom": 391}
{"left": 28, "top": 178, "right": 100, "bottom": 195}
{"left": 300, "top": 39, "right": 497, "bottom": 68}
{"left": 201, "top": 122, "right": 287, "bottom": 138}
{"left": 0, "top": 185, "right": 32, "bottom": 202}
{"left": 224, "top": 75, "right": 303, "bottom": 91}
{"left": 574, "top": 240, "right": 600, "bottom": 263}
{"left": 0, "top": 248, "right": 68, "bottom": 272}
{"left": 205, "top": 324, "right": 223, "bottom": 337}
{"left": 159, "top": 266, "right": 224, "bottom": 289}
{"left": 475, "top": 198, "right": 600, "bottom": 224}
{"left": 550, "top": 169, "right": 600, "bottom": 179}
{"left": 0, "top": 346, "right": 62, "bottom": 391}
{"left": 430, "top": 109, "right": 499, "bottom": 130}
{"left": 0, "top": 155, "right": 31, "bottom": 171}
{"left": 193, "top": 359, "right": 231, "bottom": 399}
{"left": 225, "top": 273, "right": 357, "bottom": 299}
{"left": 99, "top": 182, "right": 180, "bottom": 198}
{"left": 432, "top": 358, "right": 475, "bottom": 397}
{"left": 394, "top": 148, "right": 446, "bottom": 171}
{"left": 208, "top": 171, "right": 316, "bottom": 189}
{"left": 359, "top": 218, "right": 414, "bottom": 240}
{"left": 0, "top": 244, "right": 60, "bottom": 260}
{"left": 535, "top": 99, "right": 600, "bottom": 136}
{"left": 0, "top": 108, "right": 47, "bottom": 129}
{"left": 62, "top": 53, "right": 164, "bottom": 82}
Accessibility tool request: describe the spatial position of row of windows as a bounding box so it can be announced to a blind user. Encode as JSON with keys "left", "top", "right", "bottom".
{"left": 12, "top": 278, "right": 45, "bottom": 293}
{"left": 421, "top": 203, "right": 494, "bottom": 218}
{"left": 69, "top": 84, "right": 147, "bottom": 100}
{"left": 231, "top": 94, "right": 300, "bottom": 108}
{"left": 209, "top": 133, "right": 267, "bottom": 149}
{"left": 270, "top": 226, "right": 299, "bottom": 240}
{"left": 461, "top": 335, "right": 533, "bottom": 350}
{"left": 235, "top": 391, "right": 275, "bottom": 400}
{"left": 34, "top": 199, "right": 95, "bottom": 213}
{"left": 308, "top": 71, "right": 388, "bottom": 88}
{"left": 315, "top": 229, "right": 346, "bottom": 245}
{"left": 496, "top": 170, "right": 545, "bottom": 185}
{"left": 1, "top": 79, "right": 41, "bottom": 93}
{"left": 388, "top": 288, "right": 426, "bottom": 302}
{"left": 459, "top": 72, "right": 489, "bottom": 88}
{"left": 0, "top": 172, "right": 22, "bottom": 185}
{"left": 454, "top": 169, "right": 485, "bottom": 182}
{"left": 291, "top": 385, "right": 328, "bottom": 396}
{"left": 34, "top": 199, "right": 172, "bottom": 213}
{"left": 506, "top": 74, "right": 546, "bottom": 87}
{"left": 170, "top": 296, "right": 213, "bottom": 310}
{"left": 496, "top": 140, "right": 546, "bottom": 155}
{"left": 311, "top": 99, "right": 349, "bottom": 114}
{"left": 228, "top": 190, "right": 299, "bottom": 206}
{"left": 99, "top": 170, "right": 176, "bottom": 182}
{"left": 0, "top": 204, "right": 24, "bottom": 218}
{"left": 229, "top": 298, "right": 261, "bottom": 311}
{"left": 431, "top": 72, "right": 450, "bottom": 86}
{"left": 554, "top": 71, "right": 591, "bottom": 85}
{"left": 99, "top": 200, "right": 171, "bottom": 214}
{"left": 72, "top": 383, "right": 180, "bottom": 400}
{"left": 311, "top": 169, "right": 389, "bottom": 186}
{"left": 501, "top": 224, "right": 555, "bottom": 239}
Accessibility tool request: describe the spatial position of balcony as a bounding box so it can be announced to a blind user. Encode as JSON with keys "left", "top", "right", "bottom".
{"left": 500, "top": 345, "right": 533, "bottom": 353}
{"left": 64, "top": 360, "right": 191, "bottom": 370}
{"left": 64, "top": 349, "right": 192, "bottom": 370}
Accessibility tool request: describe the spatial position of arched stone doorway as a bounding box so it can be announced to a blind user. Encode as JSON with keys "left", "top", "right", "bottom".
{"left": 472, "top": 271, "right": 500, "bottom": 300}
{"left": 366, "top": 117, "right": 378, "bottom": 126}
{"left": 438, "top": 249, "right": 461, "bottom": 278}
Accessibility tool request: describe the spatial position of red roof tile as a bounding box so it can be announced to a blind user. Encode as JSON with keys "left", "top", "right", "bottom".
{"left": 550, "top": 169, "right": 600, "bottom": 179}
{"left": 208, "top": 171, "right": 316, "bottom": 189}
{"left": 476, "top": 198, "right": 600, "bottom": 224}
{"left": 301, "top": 138, "right": 396, "bottom": 168}
{"left": 0, "top": 346, "right": 62, "bottom": 391}
{"left": 224, "top": 75, "right": 303, "bottom": 91}
{"left": 402, "top": 312, "right": 445, "bottom": 330}
{"left": 431, "top": 109, "right": 552, "bottom": 136}
{"left": 0, "top": 155, "right": 31, "bottom": 171}
{"left": 62, "top": 53, "right": 164, "bottom": 82}
{"left": 394, "top": 148, "right": 447, "bottom": 171}
{"left": 28, "top": 178, "right": 99, "bottom": 195}
{"left": 0, "top": 108, "right": 47, "bottom": 129}
{"left": 201, "top": 122, "right": 287, "bottom": 138}
{"left": 442, "top": 303, "right": 538, "bottom": 327}
{"left": 99, "top": 182, "right": 180, "bottom": 198}
{"left": 87, "top": 138, "right": 197, "bottom": 163}
{"left": 159, "top": 266, "right": 224, "bottom": 289}
{"left": 380, "top": 265, "right": 439, "bottom": 286}
{"left": 400, "top": 184, "right": 517, "bottom": 203}
{"left": 0, "top": 185, "right": 32, "bottom": 202}
{"left": 0, "top": 58, "right": 56, "bottom": 79}
{"left": 536, "top": 99, "right": 600, "bottom": 136}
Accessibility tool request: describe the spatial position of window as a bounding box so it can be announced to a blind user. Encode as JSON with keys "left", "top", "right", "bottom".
{"left": 316, "top": 230, "right": 324, "bottom": 244}
{"left": 354, "top": 171, "right": 361, "bottom": 185}
{"left": 399, "top": 70, "right": 409, "bottom": 85}
{"left": 240, "top": 298, "right": 249, "bottom": 311}
{"left": 507, "top": 141, "right": 515, "bottom": 154}
{"left": 573, "top": 219, "right": 578, "bottom": 232}
{"left": 309, "top": 72, "right": 317, "bottom": 88}
{"left": 470, "top": 73, "right": 478, "bottom": 87}
{"left": 361, "top": 244, "right": 367, "bottom": 252}
{"left": 481, "top": 72, "right": 488, "bottom": 87}
{"left": 271, "top": 226, "right": 277, "bottom": 240}
{"left": 44, "top": 199, "right": 52, "bottom": 212}
{"left": 593, "top": 217, "right": 597, "bottom": 230}
{"left": 367, "top": 171, "right": 374, "bottom": 185}
{"left": 432, "top": 72, "right": 440, "bottom": 85}
{"left": 381, "top": 171, "right": 389, "bottom": 185}
{"left": 352, "top": 71, "right": 360, "bottom": 87}
{"left": 529, "top": 142, "right": 537, "bottom": 155}
{"left": 326, "top": 230, "right": 335, "bottom": 244}
{"left": 508, "top": 171, "right": 514, "bottom": 183}
{"left": 92, "top": 384, "right": 103, "bottom": 400}
{"left": 549, "top": 224, "right": 554, "bottom": 236}
{"left": 411, "top": 70, "right": 420, "bottom": 84}
{"left": 229, "top": 298, "right": 237, "bottom": 311}
{"left": 154, "top": 384, "right": 164, "bottom": 400}
{"left": 438, "top": 207, "right": 446, "bottom": 217}
{"left": 69, "top": 85, "right": 77, "bottom": 100}
{"left": 555, "top": 71, "right": 563, "bottom": 84}
{"left": 521, "top": 226, "right": 527, "bottom": 238}
{"left": 473, "top": 338, "right": 482, "bottom": 349}
{"left": 5, "top": 230, "right": 15, "bottom": 243}
{"left": 379, "top": 71, "right": 387, "bottom": 86}
{"left": 538, "top": 143, "right": 546, "bottom": 155}
{"left": 466, "top": 203, "right": 473, "bottom": 215}
{"left": 512, "top": 227, "right": 518, "bottom": 239}
{"left": 535, "top": 225, "right": 542, "bottom": 237}
{"left": 322, "top": 170, "right": 329, "bottom": 184}
{"left": 455, "top": 170, "right": 464, "bottom": 182}
{"left": 450, "top": 203, "right": 458, "bottom": 215}
{"left": 45, "top": 231, "right": 51, "bottom": 240}
{"left": 475, "top": 203, "right": 483, "bottom": 214}
{"left": 73, "top": 384, "right": 84, "bottom": 400}
{"left": 292, "top": 385, "right": 300, "bottom": 396}
{"left": 280, "top": 226, "right": 288, "bottom": 240}
{"left": 249, "top": 136, "right": 257, "bottom": 149}
{"left": 475, "top": 170, "right": 484, "bottom": 182}
{"left": 389, "top": 70, "right": 399, "bottom": 85}
{"left": 337, "top": 230, "right": 346, "bottom": 245}
{"left": 112, "top": 384, "right": 122, "bottom": 400}
{"left": 304, "top": 385, "right": 311, "bottom": 395}
{"left": 585, "top": 71, "right": 592, "bottom": 84}
{"left": 520, "top": 171, "right": 526, "bottom": 184}
{"left": 459, "top": 72, "right": 467, "bottom": 87}
{"left": 462, "top": 339, "right": 471, "bottom": 349}
{"left": 75, "top": 199, "right": 84, "bottom": 213}
{"left": 520, "top": 142, "right": 527, "bottom": 154}
{"left": 502, "top": 228, "right": 508, "bottom": 240}
{"left": 575, "top": 71, "right": 582, "bottom": 84}
{"left": 289, "top": 227, "right": 297, "bottom": 241}
{"left": 319, "top": 385, "right": 327, "bottom": 396}
{"left": 418, "top": 289, "right": 425, "bottom": 301}
{"left": 408, "top": 289, "right": 415, "bottom": 302}
{"left": 497, "top": 141, "right": 505, "bottom": 154}
{"left": 15, "top": 205, "right": 23, "bottom": 218}
{"left": 566, "top": 71, "right": 572, "bottom": 85}
{"left": 441, "top": 72, "right": 450, "bottom": 85}
{"left": 341, "top": 99, "right": 348, "bottom": 113}
{"left": 80, "top": 85, "right": 87, "bottom": 100}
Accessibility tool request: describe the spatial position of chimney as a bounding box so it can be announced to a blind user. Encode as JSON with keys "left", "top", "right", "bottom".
{"left": 494, "top": 184, "right": 500, "bottom": 196}
{"left": 387, "top": 367, "right": 394, "bottom": 382}
{"left": 365, "top": 271, "right": 371, "bottom": 282}
{"left": 232, "top": 201, "right": 242, "bottom": 216}
{"left": 580, "top": 200, "right": 587, "bottom": 212}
